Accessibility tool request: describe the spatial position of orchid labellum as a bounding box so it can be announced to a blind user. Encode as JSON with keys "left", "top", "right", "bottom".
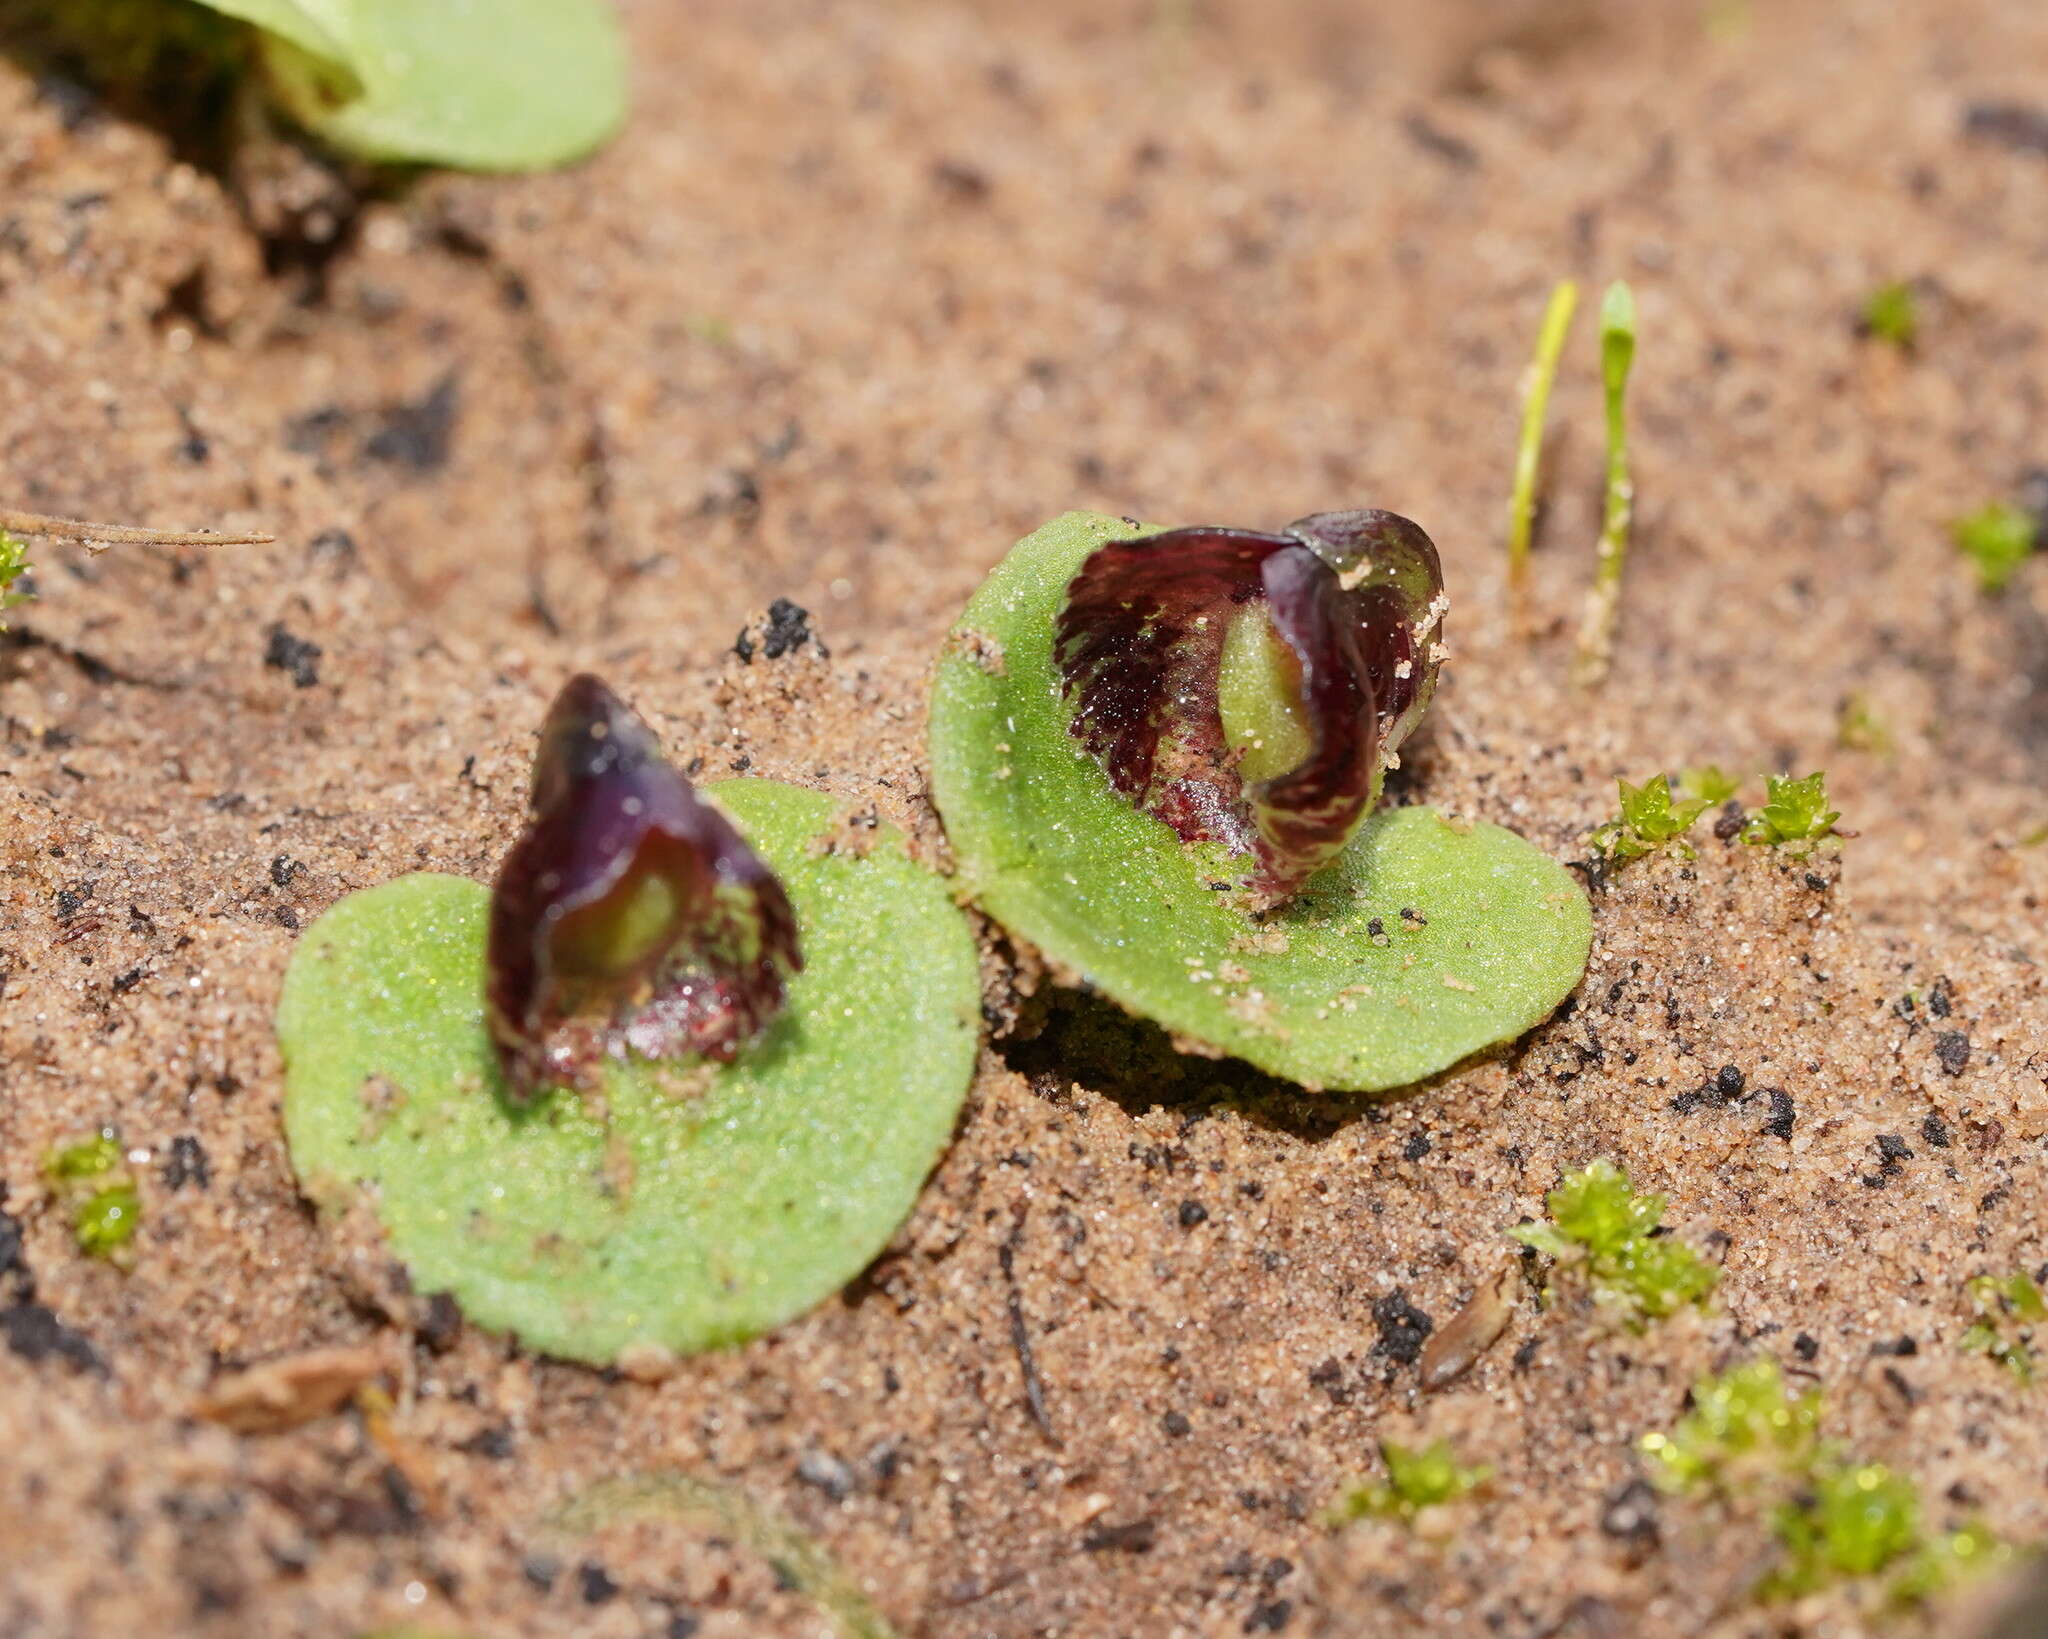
{"left": 1054, "top": 509, "right": 1447, "bottom": 906}
{"left": 485, "top": 674, "right": 800, "bottom": 1102}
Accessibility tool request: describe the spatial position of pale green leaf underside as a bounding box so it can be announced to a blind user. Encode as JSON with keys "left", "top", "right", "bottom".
{"left": 194, "top": 0, "right": 627, "bottom": 170}
{"left": 193, "top": 0, "right": 352, "bottom": 65}
{"left": 277, "top": 780, "right": 979, "bottom": 1364}
{"left": 928, "top": 510, "right": 1593, "bottom": 1093}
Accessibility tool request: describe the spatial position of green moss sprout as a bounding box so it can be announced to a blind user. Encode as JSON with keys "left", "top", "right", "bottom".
{"left": 1680, "top": 765, "right": 1741, "bottom": 806}
{"left": 1741, "top": 772, "right": 1840, "bottom": 854}
{"left": 548, "top": 1470, "right": 900, "bottom": 1639}
{"left": 1589, "top": 775, "right": 1713, "bottom": 865}
{"left": 1512, "top": 1158, "right": 1718, "bottom": 1325}
{"left": 1643, "top": 1358, "right": 2013, "bottom": 1606}
{"left": 1959, "top": 1270, "right": 2044, "bottom": 1384}
{"left": 1640, "top": 1358, "right": 1821, "bottom": 1493}
{"left": 1953, "top": 501, "right": 2038, "bottom": 595}
{"left": 1572, "top": 280, "right": 1639, "bottom": 686}
{"left": 71, "top": 1183, "right": 143, "bottom": 1260}
{"left": 1324, "top": 1439, "right": 1491, "bottom": 1526}
{"left": 43, "top": 1131, "right": 142, "bottom": 1264}
{"left": 1505, "top": 280, "right": 1579, "bottom": 617}
{"left": 1836, "top": 693, "right": 1892, "bottom": 755}
{"left": 0, "top": 530, "right": 31, "bottom": 629}
{"left": 1859, "top": 281, "right": 1919, "bottom": 350}
{"left": 44, "top": 1133, "right": 123, "bottom": 1182}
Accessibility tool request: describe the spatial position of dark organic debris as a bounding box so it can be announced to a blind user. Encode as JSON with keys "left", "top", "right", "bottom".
{"left": 417, "top": 1291, "right": 462, "bottom": 1353}
{"left": 735, "top": 598, "right": 821, "bottom": 664}
{"left": 1599, "top": 1477, "right": 1661, "bottom": 1549}
{"left": 1402, "top": 110, "right": 1478, "bottom": 169}
{"left": 263, "top": 624, "right": 322, "bottom": 688}
{"left": 3, "top": 1302, "right": 105, "bottom": 1373}
{"left": 1862, "top": 1133, "right": 1914, "bottom": 1187}
{"left": 1964, "top": 101, "right": 2048, "bottom": 157}
{"left": 998, "top": 1216, "right": 1058, "bottom": 1446}
{"left": 161, "top": 1134, "right": 211, "bottom": 1191}
{"left": 363, "top": 372, "right": 460, "bottom": 473}
{"left": 1371, "top": 1289, "right": 1434, "bottom": 1367}
{"left": 1081, "top": 1517, "right": 1157, "bottom": 1553}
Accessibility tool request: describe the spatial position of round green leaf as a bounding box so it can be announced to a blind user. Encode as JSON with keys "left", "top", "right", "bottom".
{"left": 928, "top": 510, "right": 1592, "bottom": 1093}
{"left": 277, "top": 780, "right": 979, "bottom": 1363}
{"left": 254, "top": 0, "right": 627, "bottom": 171}
{"left": 192, "top": 0, "right": 354, "bottom": 67}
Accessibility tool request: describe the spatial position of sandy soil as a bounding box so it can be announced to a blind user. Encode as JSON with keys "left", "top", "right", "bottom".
{"left": 1, "top": 0, "right": 2045, "bottom": 1635}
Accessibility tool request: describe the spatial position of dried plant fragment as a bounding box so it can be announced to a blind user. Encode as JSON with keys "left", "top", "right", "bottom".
{"left": 1418, "top": 1264, "right": 1517, "bottom": 1390}
{"left": 1053, "top": 510, "right": 1444, "bottom": 907}
{"left": 191, "top": 1344, "right": 388, "bottom": 1434}
{"left": 486, "top": 674, "right": 800, "bottom": 1102}
{"left": 0, "top": 508, "right": 273, "bottom": 551}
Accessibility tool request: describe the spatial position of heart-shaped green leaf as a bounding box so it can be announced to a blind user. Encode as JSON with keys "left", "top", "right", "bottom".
{"left": 277, "top": 780, "right": 979, "bottom": 1364}
{"left": 929, "top": 510, "right": 1592, "bottom": 1093}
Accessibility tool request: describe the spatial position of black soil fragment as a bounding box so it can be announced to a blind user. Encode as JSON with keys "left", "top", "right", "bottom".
{"left": 263, "top": 624, "right": 322, "bottom": 688}
{"left": 1599, "top": 1478, "right": 1661, "bottom": 1550}
{"left": 1082, "top": 1517, "right": 1158, "bottom": 1554}
{"left": 735, "top": 598, "right": 821, "bottom": 664}
{"left": 3, "top": 1304, "right": 104, "bottom": 1374}
{"left": 1862, "top": 1133, "right": 1914, "bottom": 1187}
{"left": 1964, "top": 101, "right": 2048, "bottom": 156}
{"left": 1370, "top": 1289, "right": 1434, "bottom": 1367}
{"left": 1934, "top": 1030, "right": 1969, "bottom": 1075}
{"left": 417, "top": 1291, "right": 462, "bottom": 1353}
{"left": 161, "top": 1134, "right": 210, "bottom": 1191}
{"left": 364, "top": 372, "right": 460, "bottom": 473}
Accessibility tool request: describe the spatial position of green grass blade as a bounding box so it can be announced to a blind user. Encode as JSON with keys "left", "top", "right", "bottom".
{"left": 1572, "top": 280, "right": 1638, "bottom": 686}
{"left": 1506, "top": 280, "right": 1579, "bottom": 623}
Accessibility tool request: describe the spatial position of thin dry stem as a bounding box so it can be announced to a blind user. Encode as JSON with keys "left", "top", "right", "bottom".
{"left": 0, "top": 509, "right": 274, "bottom": 553}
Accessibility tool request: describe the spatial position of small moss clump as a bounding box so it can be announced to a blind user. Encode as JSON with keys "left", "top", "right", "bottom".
{"left": 43, "top": 1131, "right": 141, "bottom": 1264}
{"left": 1742, "top": 772, "right": 1840, "bottom": 855}
{"left": 1953, "top": 502, "right": 2037, "bottom": 594}
{"left": 1958, "top": 1270, "right": 2044, "bottom": 1384}
{"left": 1513, "top": 1158, "right": 1719, "bottom": 1325}
{"left": 1643, "top": 1358, "right": 2013, "bottom": 1607}
{"left": 44, "top": 1133, "right": 123, "bottom": 1182}
{"left": 1590, "top": 775, "right": 1713, "bottom": 865}
{"left": 0, "top": 530, "right": 31, "bottom": 629}
{"left": 1680, "top": 765, "right": 1740, "bottom": 805}
{"left": 1859, "top": 281, "right": 1919, "bottom": 349}
{"left": 1836, "top": 693, "right": 1891, "bottom": 755}
{"left": 72, "top": 1183, "right": 143, "bottom": 1259}
{"left": 1640, "top": 1358, "right": 1821, "bottom": 1492}
{"left": 1324, "top": 1439, "right": 1490, "bottom": 1526}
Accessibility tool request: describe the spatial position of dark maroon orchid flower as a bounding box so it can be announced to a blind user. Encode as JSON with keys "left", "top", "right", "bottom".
{"left": 486, "top": 674, "right": 800, "bottom": 1102}
{"left": 1054, "top": 509, "right": 1446, "bottom": 907}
